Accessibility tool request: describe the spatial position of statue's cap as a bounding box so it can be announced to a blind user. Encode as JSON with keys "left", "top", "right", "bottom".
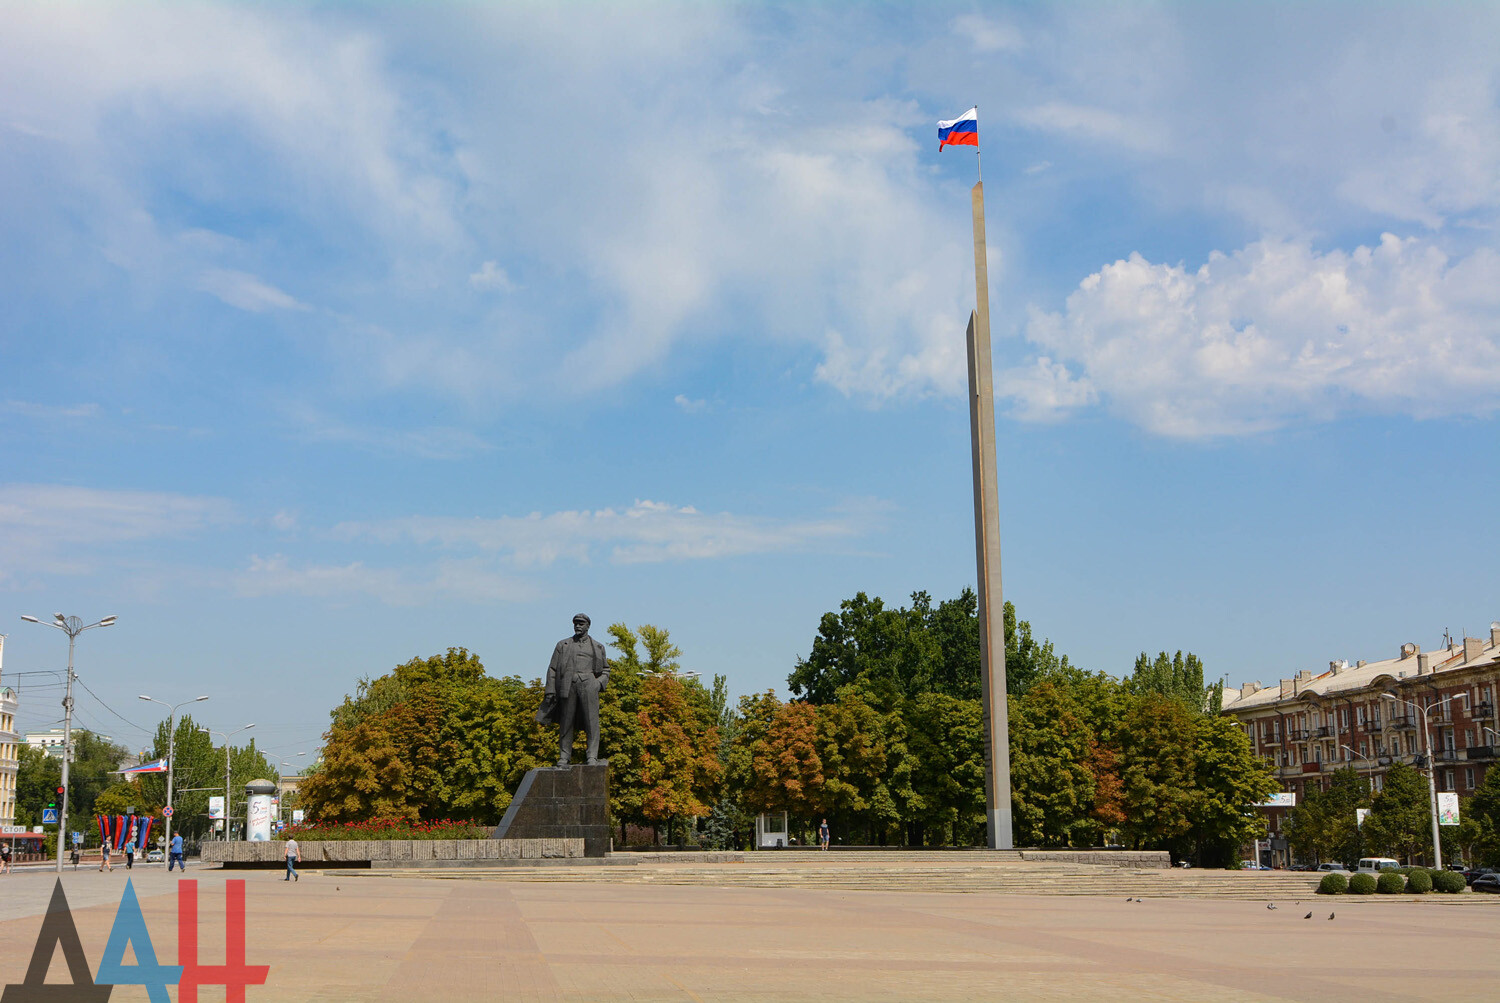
{"left": 572, "top": 613, "right": 591, "bottom": 625}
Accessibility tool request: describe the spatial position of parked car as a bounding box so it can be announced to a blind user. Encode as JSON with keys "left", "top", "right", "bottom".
{"left": 1240, "top": 860, "right": 1269, "bottom": 870}
{"left": 1316, "top": 863, "right": 1352, "bottom": 875}
{"left": 1471, "top": 874, "right": 1500, "bottom": 894}
{"left": 145, "top": 849, "right": 164, "bottom": 863}
{"left": 1464, "top": 867, "right": 1496, "bottom": 886}
{"left": 1355, "top": 857, "right": 1402, "bottom": 874}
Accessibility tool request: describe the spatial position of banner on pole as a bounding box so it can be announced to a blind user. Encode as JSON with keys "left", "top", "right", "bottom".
{"left": 208, "top": 796, "right": 225, "bottom": 820}
{"left": 1356, "top": 808, "right": 1370, "bottom": 828}
{"left": 1438, "top": 792, "right": 1460, "bottom": 825}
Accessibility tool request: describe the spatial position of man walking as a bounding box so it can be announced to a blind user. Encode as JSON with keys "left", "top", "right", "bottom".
{"left": 536, "top": 613, "right": 610, "bottom": 766}
{"left": 284, "top": 836, "right": 300, "bottom": 882}
{"left": 168, "top": 832, "right": 186, "bottom": 872}
{"left": 818, "top": 819, "right": 831, "bottom": 851}
{"left": 0, "top": 840, "right": 11, "bottom": 874}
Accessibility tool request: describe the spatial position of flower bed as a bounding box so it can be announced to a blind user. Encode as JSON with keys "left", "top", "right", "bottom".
{"left": 277, "top": 818, "right": 489, "bottom": 841}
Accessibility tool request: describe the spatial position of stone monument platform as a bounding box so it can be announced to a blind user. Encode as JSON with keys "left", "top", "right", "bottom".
{"left": 492, "top": 763, "right": 610, "bottom": 857}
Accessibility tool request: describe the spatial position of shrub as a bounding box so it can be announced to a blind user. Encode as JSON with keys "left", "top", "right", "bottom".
{"left": 1377, "top": 871, "right": 1406, "bottom": 894}
{"left": 1347, "top": 873, "right": 1377, "bottom": 895}
{"left": 1317, "top": 873, "right": 1348, "bottom": 895}
{"left": 1433, "top": 870, "right": 1466, "bottom": 894}
{"left": 276, "top": 818, "right": 490, "bottom": 841}
{"left": 1405, "top": 869, "right": 1432, "bottom": 894}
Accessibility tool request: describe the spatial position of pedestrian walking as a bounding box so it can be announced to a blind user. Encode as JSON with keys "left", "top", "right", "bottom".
{"left": 69, "top": 846, "right": 80, "bottom": 869}
{"left": 168, "top": 832, "right": 186, "bottom": 872}
{"left": 99, "top": 840, "right": 113, "bottom": 872}
{"left": 124, "top": 840, "right": 135, "bottom": 870}
{"left": 284, "top": 837, "right": 300, "bottom": 882}
{"left": 0, "top": 841, "right": 12, "bottom": 874}
{"left": 818, "top": 819, "right": 830, "bottom": 850}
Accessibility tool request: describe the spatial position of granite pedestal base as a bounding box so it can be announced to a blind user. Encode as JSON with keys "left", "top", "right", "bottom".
{"left": 493, "top": 763, "right": 610, "bottom": 857}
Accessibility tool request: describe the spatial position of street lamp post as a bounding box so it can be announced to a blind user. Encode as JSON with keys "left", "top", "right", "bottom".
{"left": 200, "top": 724, "right": 255, "bottom": 840}
{"left": 1382, "top": 691, "right": 1470, "bottom": 868}
{"left": 139, "top": 694, "right": 209, "bottom": 861}
{"left": 20, "top": 613, "right": 116, "bottom": 873}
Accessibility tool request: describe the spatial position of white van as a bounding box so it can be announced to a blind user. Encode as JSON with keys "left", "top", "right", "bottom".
{"left": 1317, "top": 862, "right": 1351, "bottom": 875}
{"left": 1356, "top": 857, "right": 1401, "bottom": 874}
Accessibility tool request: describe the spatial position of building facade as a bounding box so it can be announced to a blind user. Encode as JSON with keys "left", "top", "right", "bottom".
{"left": 0, "top": 637, "right": 19, "bottom": 826}
{"left": 1222, "top": 623, "right": 1500, "bottom": 864}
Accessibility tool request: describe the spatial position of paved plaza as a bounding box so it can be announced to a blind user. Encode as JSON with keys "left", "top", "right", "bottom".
{"left": 1, "top": 861, "right": 1497, "bottom": 1001}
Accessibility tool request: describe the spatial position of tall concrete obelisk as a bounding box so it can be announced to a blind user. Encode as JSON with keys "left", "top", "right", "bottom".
{"left": 966, "top": 179, "right": 1014, "bottom": 850}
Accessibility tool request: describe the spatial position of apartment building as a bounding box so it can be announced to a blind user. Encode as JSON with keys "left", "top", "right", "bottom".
{"left": 0, "top": 636, "right": 19, "bottom": 826}
{"left": 1222, "top": 622, "right": 1500, "bottom": 858}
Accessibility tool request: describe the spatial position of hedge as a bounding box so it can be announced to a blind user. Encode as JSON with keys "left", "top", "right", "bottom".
{"left": 1376, "top": 871, "right": 1406, "bottom": 894}
{"left": 276, "top": 818, "right": 490, "bottom": 841}
{"left": 1347, "top": 873, "right": 1377, "bottom": 895}
{"left": 1317, "top": 873, "right": 1348, "bottom": 895}
{"left": 1433, "top": 870, "right": 1466, "bottom": 894}
{"left": 1405, "top": 869, "right": 1432, "bottom": 894}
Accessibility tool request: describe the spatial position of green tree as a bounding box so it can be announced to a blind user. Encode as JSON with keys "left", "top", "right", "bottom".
{"left": 1186, "top": 715, "right": 1276, "bottom": 866}
{"left": 637, "top": 674, "right": 722, "bottom": 843}
{"left": 93, "top": 780, "right": 161, "bottom": 818}
{"left": 1363, "top": 761, "right": 1432, "bottom": 864}
{"left": 1127, "top": 650, "right": 1211, "bottom": 712}
{"left": 14, "top": 745, "right": 61, "bottom": 828}
{"left": 1285, "top": 767, "right": 1370, "bottom": 865}
{"left": 812, "top": 687, "right": 893, "bottom": 843}
{"left": 904, "top": 693, "right": 986, "bottom": 845}
{"left": 1117, "top": 696, "right": 1196, "bottom": 852}
{"left": 1466, "top": 767, "right": 1500, "bottom": 866}
{"left": 1009, "top": 681, "right": 1096, "bottom": 847}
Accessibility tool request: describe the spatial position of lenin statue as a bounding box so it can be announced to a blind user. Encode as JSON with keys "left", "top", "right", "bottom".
{"left": 535, "top": 613, "right": 610, "bottom": 765}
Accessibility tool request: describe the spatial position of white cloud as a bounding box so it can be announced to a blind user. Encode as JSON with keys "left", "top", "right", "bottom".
{"left": 0, "top": 483, "right": 233, "bottom": 584}
{"left": 1012, "top": 101, "right": 1167, "bottom": 153}
{"left": 1021, "top": 235, "right": 1500, "bottom": 436}
{"left": 236, "top": 554, "right": 532, "bottom": 605}
{"left": 282, "top": 405, "right": 491, "bottom": 460}
{"left": 468, "top": 260, "right": 515, "bottom": 292}
{"left": 3, "top": 401, "right": 100, "bottom": 419}
{"left": 673, "top": 394, "right": 707, "bottom": 413}
{"left": 951, "top": 14, "right": 1025, "bottom": 54}
{"left": 198, "top": 268, "right": 308, "bottom": 313}
{"left": 336, "top": 499, "right": 874, "bottom": 568}
{"left": 996, "top": 358, "right": 1096, "bottom": 423}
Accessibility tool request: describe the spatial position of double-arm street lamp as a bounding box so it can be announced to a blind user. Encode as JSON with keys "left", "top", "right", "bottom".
{"left": 139, "top": 693, "right": 209, "bottom": 857}
{"left": 199, "top": 724, "right": 255, "bottom": 840}
{"left": 20, "top": 613, "right": 116, "bottom": 873}
{"left": 1381, "top": 691, "right": 1470, "bottom": 869}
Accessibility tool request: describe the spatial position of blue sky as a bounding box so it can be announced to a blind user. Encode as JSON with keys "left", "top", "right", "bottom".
{"left": 3, "top": 3, "right": 1498, "bottom": 759}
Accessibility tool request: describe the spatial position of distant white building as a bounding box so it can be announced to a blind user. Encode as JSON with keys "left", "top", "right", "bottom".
{"left": 25, "top": 727, "right": 112, "bottom": 758}
{"left": 0, "top": 637, "right": 19, "bottom": 826}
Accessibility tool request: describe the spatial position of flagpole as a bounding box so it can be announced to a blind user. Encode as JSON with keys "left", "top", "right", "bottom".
{"left": 966, "top": 147, "right": 1013, "bottom": 851}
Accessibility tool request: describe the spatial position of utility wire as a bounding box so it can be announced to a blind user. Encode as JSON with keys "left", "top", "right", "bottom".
{"left": 74, "top": 676, "right": 155, "bottom": 736}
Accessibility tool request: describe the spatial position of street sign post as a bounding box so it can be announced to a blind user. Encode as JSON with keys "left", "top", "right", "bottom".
{"left": 41, "top": 808, "right": 58, "bottom": 824}
{"left": 162, "top": 806, "right": 175, "bottom": 819}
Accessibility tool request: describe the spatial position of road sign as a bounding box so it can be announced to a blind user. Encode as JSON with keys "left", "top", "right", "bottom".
{"left": 162, "top": 806, "right": 175, "bottom": 818}
{"left": 71, "top": 832, "right": 83, "bottom": 846}
{"left": 41, "top": 808, "right": 58, "bottom": 824}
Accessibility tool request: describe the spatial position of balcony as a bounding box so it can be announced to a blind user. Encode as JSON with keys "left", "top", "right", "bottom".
{"left": 1388, "top": 714, "right": 1416, "bottom": 730}
{"left": 1377, "top": 755, "right": 1394, "bottom": 766}
{"left": 1301, "top": 761, "right": 1323, "bottom": 774}
{"left": 1466, "top": 746, "right": 1497, "bottom": 761}
{"left": 1313, "top": 726, "right": 1332, "bottom": 738}
{"left": 1435, "top": 749, "right": 1461, "bottom": 762}
{"left": 1287, "top": 729, "right": 1306, "bottom": 742}
{"left": 1475, "top": 702, "right": 1495, "bottom": 720}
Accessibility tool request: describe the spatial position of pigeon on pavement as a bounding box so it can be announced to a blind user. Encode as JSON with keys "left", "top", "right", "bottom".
{"left": 1304, "top": 912, "right": 1312, "bottom": 919}
{"left": 1328, "top": 913, "right": 1335, "bottom": 920}
{"left": 1266, "top": 903, "right": 1277, "bottom": 910}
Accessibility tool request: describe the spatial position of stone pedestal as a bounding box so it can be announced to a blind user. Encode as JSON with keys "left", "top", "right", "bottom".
{"left": 492, "top": 763, "right": 610, "bottom": 857}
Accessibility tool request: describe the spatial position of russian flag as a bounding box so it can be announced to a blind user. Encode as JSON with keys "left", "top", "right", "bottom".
{"left": 121, "top": 758, "right": 168, "bottom": 774}
{"left": 938, "top": 107, "right": 978, "bottom": 151}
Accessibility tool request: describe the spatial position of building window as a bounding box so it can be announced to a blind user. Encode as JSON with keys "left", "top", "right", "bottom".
{"left": 1468, "top": 730, "right": 1475, "bottom": 749}
{"left": 1466, "top": 768, "right": 1476, "bottom": 789}
{"left": 1444, "top": 769, "right": 1455, "bottom": 792}
{"left": 1360, "top": 740, "right": 1368, "bottom": 757}
{"left": 1392, "top": 737, "right": 1402, "bottom": 756}
{"left": 1373, "top": 774, "right": 1383, "bottom": 792}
